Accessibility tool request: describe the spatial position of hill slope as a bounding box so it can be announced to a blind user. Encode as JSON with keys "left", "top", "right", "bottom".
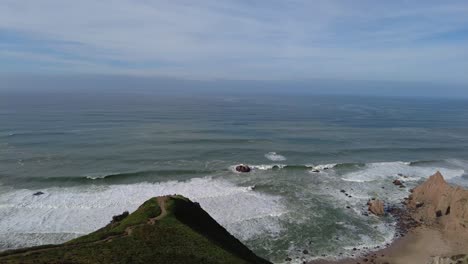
{"left": 0, "top": 195, "right": 271, "bottom": 264}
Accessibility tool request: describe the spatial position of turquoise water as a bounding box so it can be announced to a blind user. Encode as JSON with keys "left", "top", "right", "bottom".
{"left": 1, "top": 90, "right": 468, "bottom": 263}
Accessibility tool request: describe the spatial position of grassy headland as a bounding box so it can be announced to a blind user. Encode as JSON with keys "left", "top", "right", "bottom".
{"left": 0, "top": 195, "right": 271, "bottom": 264}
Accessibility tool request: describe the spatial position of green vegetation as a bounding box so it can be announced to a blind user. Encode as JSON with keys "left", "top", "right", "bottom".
{"left": 0, "top": 196, "right": 271, "bottom": 264}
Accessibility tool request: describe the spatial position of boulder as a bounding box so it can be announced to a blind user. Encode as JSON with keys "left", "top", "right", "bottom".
{"left": 235, "top": 164, "right": 251, "bottom": 173}
{"left": 393, "top": 179, "right": 403, "bottom": 186}
{"left": 247, "top": 185, "right": 256, "bottom": 191}
{"left": 368, "top": 199, "right": 385, "bottom": 216}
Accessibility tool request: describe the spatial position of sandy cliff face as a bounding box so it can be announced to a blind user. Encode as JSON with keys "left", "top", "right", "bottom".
{"left": 408, "top": 171, "right": 468, "bottom": 231}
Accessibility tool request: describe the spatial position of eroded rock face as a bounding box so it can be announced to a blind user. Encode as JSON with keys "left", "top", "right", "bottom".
{"left": 368, "top": 199, "right": 385, "bottom": 216}
{"left": 408, "top": 171, "right": 468, "bottom": 231}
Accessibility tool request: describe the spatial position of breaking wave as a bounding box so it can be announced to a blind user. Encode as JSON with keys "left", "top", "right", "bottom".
{"left": 342, "top": 161, "right": 465, "bottom": 182}
{"left": 0, "top": 177, "right": 287, "bottom": 251}
{"left": 264, "top": 152, "right": 287, "bottom": 161}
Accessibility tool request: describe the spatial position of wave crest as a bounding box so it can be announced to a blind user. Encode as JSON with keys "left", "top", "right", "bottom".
{"left": 264, "top": 152, "right": 287, "bottom": 161}
{"left": 0, "top": 177, "right": 287, "bottom": 250}
{"left": 342, "top": 161, "right": 465, "bottom": 182}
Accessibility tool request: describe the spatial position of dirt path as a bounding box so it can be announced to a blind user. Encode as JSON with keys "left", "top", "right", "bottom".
{"left": 121, "top": 196, "right": 169, "bottom": 236}
{"left": 149, "top": 196, "right": 168, "bottom": 224}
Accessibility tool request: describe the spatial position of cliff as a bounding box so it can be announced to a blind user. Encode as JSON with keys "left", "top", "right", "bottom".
{"left": 0, "top": 195, "right": 271, "bottom": 264}
{"left": 408, "top": 171, "right": 468, "bottom": 231}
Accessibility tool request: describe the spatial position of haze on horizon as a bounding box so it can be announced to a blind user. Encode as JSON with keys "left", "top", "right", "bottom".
{"left": 1, "top": 1, "right": 468, "bottom": 96}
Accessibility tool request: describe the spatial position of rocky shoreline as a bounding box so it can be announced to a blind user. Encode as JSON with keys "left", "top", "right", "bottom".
{"left": 1, "top": 171, "right": 467, "bottom": 264}
{"left": 307, "top": 204, "right": 419, "bottom": 264}
{"left": 309, "top": 172, "right": 468, "bottom": 264}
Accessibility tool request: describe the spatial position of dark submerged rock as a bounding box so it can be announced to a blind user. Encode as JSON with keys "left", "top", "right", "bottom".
{"left": 33, "top": 191, "right": 45, "bottom": 196}
{"left": 236, "top": 164, "right": 251, "bottom": 173}
{"left": 393, "top": 179, "right": 403, "bottom": 186}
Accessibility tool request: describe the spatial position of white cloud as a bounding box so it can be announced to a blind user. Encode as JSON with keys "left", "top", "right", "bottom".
{"left": 0, "top": 0, "right": 468, "bottom": 82}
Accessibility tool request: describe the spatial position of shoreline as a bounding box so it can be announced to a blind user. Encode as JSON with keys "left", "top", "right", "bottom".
{"left": 309, "top": 226, "right": 466, "bottom": 264}
{"left": 309, "top": 172, "right": 468, "bottom": 264}
{"left": 312, "top": 225, "right": 468, "bottom": 264}
{"left": 307, "top": 207, "right": 416, "bottom": 264}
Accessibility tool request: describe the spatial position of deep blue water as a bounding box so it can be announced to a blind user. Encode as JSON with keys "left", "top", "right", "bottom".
{"left": 1, "top": 90, "right": 468, "bottom": 262}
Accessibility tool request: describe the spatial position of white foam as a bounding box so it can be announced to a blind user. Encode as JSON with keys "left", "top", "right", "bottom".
{"left": 312, "top": 164, "right": 337, "bottom": 170}
{"left": 342, "top": 222, "right": 396, "bottom": 252}
{"left": 83, "top": 172, "right": 114, "bottom": 180}
{"left": 308, "top": 163, "right": 337, "bottom": 173}
{"left": 250, "top": 164, "right": 286, "bottom": 170}
{"left": 447, "top": 159, "right": 468, "bottom": 169}
{"left": 342, "top": 161, "right": 464, "bottom": 182}
{"left": 229, "top": 164, "right": 286, "bottom": 172}
{"left": 265, "top": 152, "right": 287, "bottom": 161}
{"left": 0, "top": 177, "right": 286, "bottom": 250}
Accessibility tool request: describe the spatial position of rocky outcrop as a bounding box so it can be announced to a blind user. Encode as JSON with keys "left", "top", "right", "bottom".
{"left": 368, "top": 199, "right": 385, "bottom": 216}
{"left": 236, "top": 164, "right": 251, "bottom": 173}
{"left": 309, "top": 172, "right": 468, "bottom": 264}
{"left": 407, "top": 171, "right": 468, "bottom": 231}
{"left": 393, "top": 179, "right": 403, "bottom": 186}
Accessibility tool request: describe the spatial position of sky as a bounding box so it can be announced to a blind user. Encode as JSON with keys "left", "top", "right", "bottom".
{"left": 1, "top": 0, "right": 468, "bottom": 84}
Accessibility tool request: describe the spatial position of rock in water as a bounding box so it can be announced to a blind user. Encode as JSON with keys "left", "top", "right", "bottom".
{"left": 368, "top": 199, "right": 385, "bottom": 216}
{"left": 236, "top": 164, "right": 251, "bottom": 173}
{"left": 393, "top": 179, "right": 403, "bottom": 186}
{"left": 33, "top": 191, "right": 45, "bottom": 196}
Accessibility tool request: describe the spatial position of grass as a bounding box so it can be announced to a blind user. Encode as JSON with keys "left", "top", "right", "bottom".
{"left": 0, "top": 196, "right": 271, "bottom": 264}
{"left": 68, "top": 198, "right": 161, "bottom": 244}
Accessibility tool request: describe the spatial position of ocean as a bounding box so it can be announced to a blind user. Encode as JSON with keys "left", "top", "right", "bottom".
{"left": 1, "top": 90, "right": 468, "bottom": 263}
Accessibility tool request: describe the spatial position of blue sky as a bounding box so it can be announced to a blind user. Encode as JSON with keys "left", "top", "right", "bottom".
{"left": 1, "top": 0, "right": 468, "bottom": 83}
